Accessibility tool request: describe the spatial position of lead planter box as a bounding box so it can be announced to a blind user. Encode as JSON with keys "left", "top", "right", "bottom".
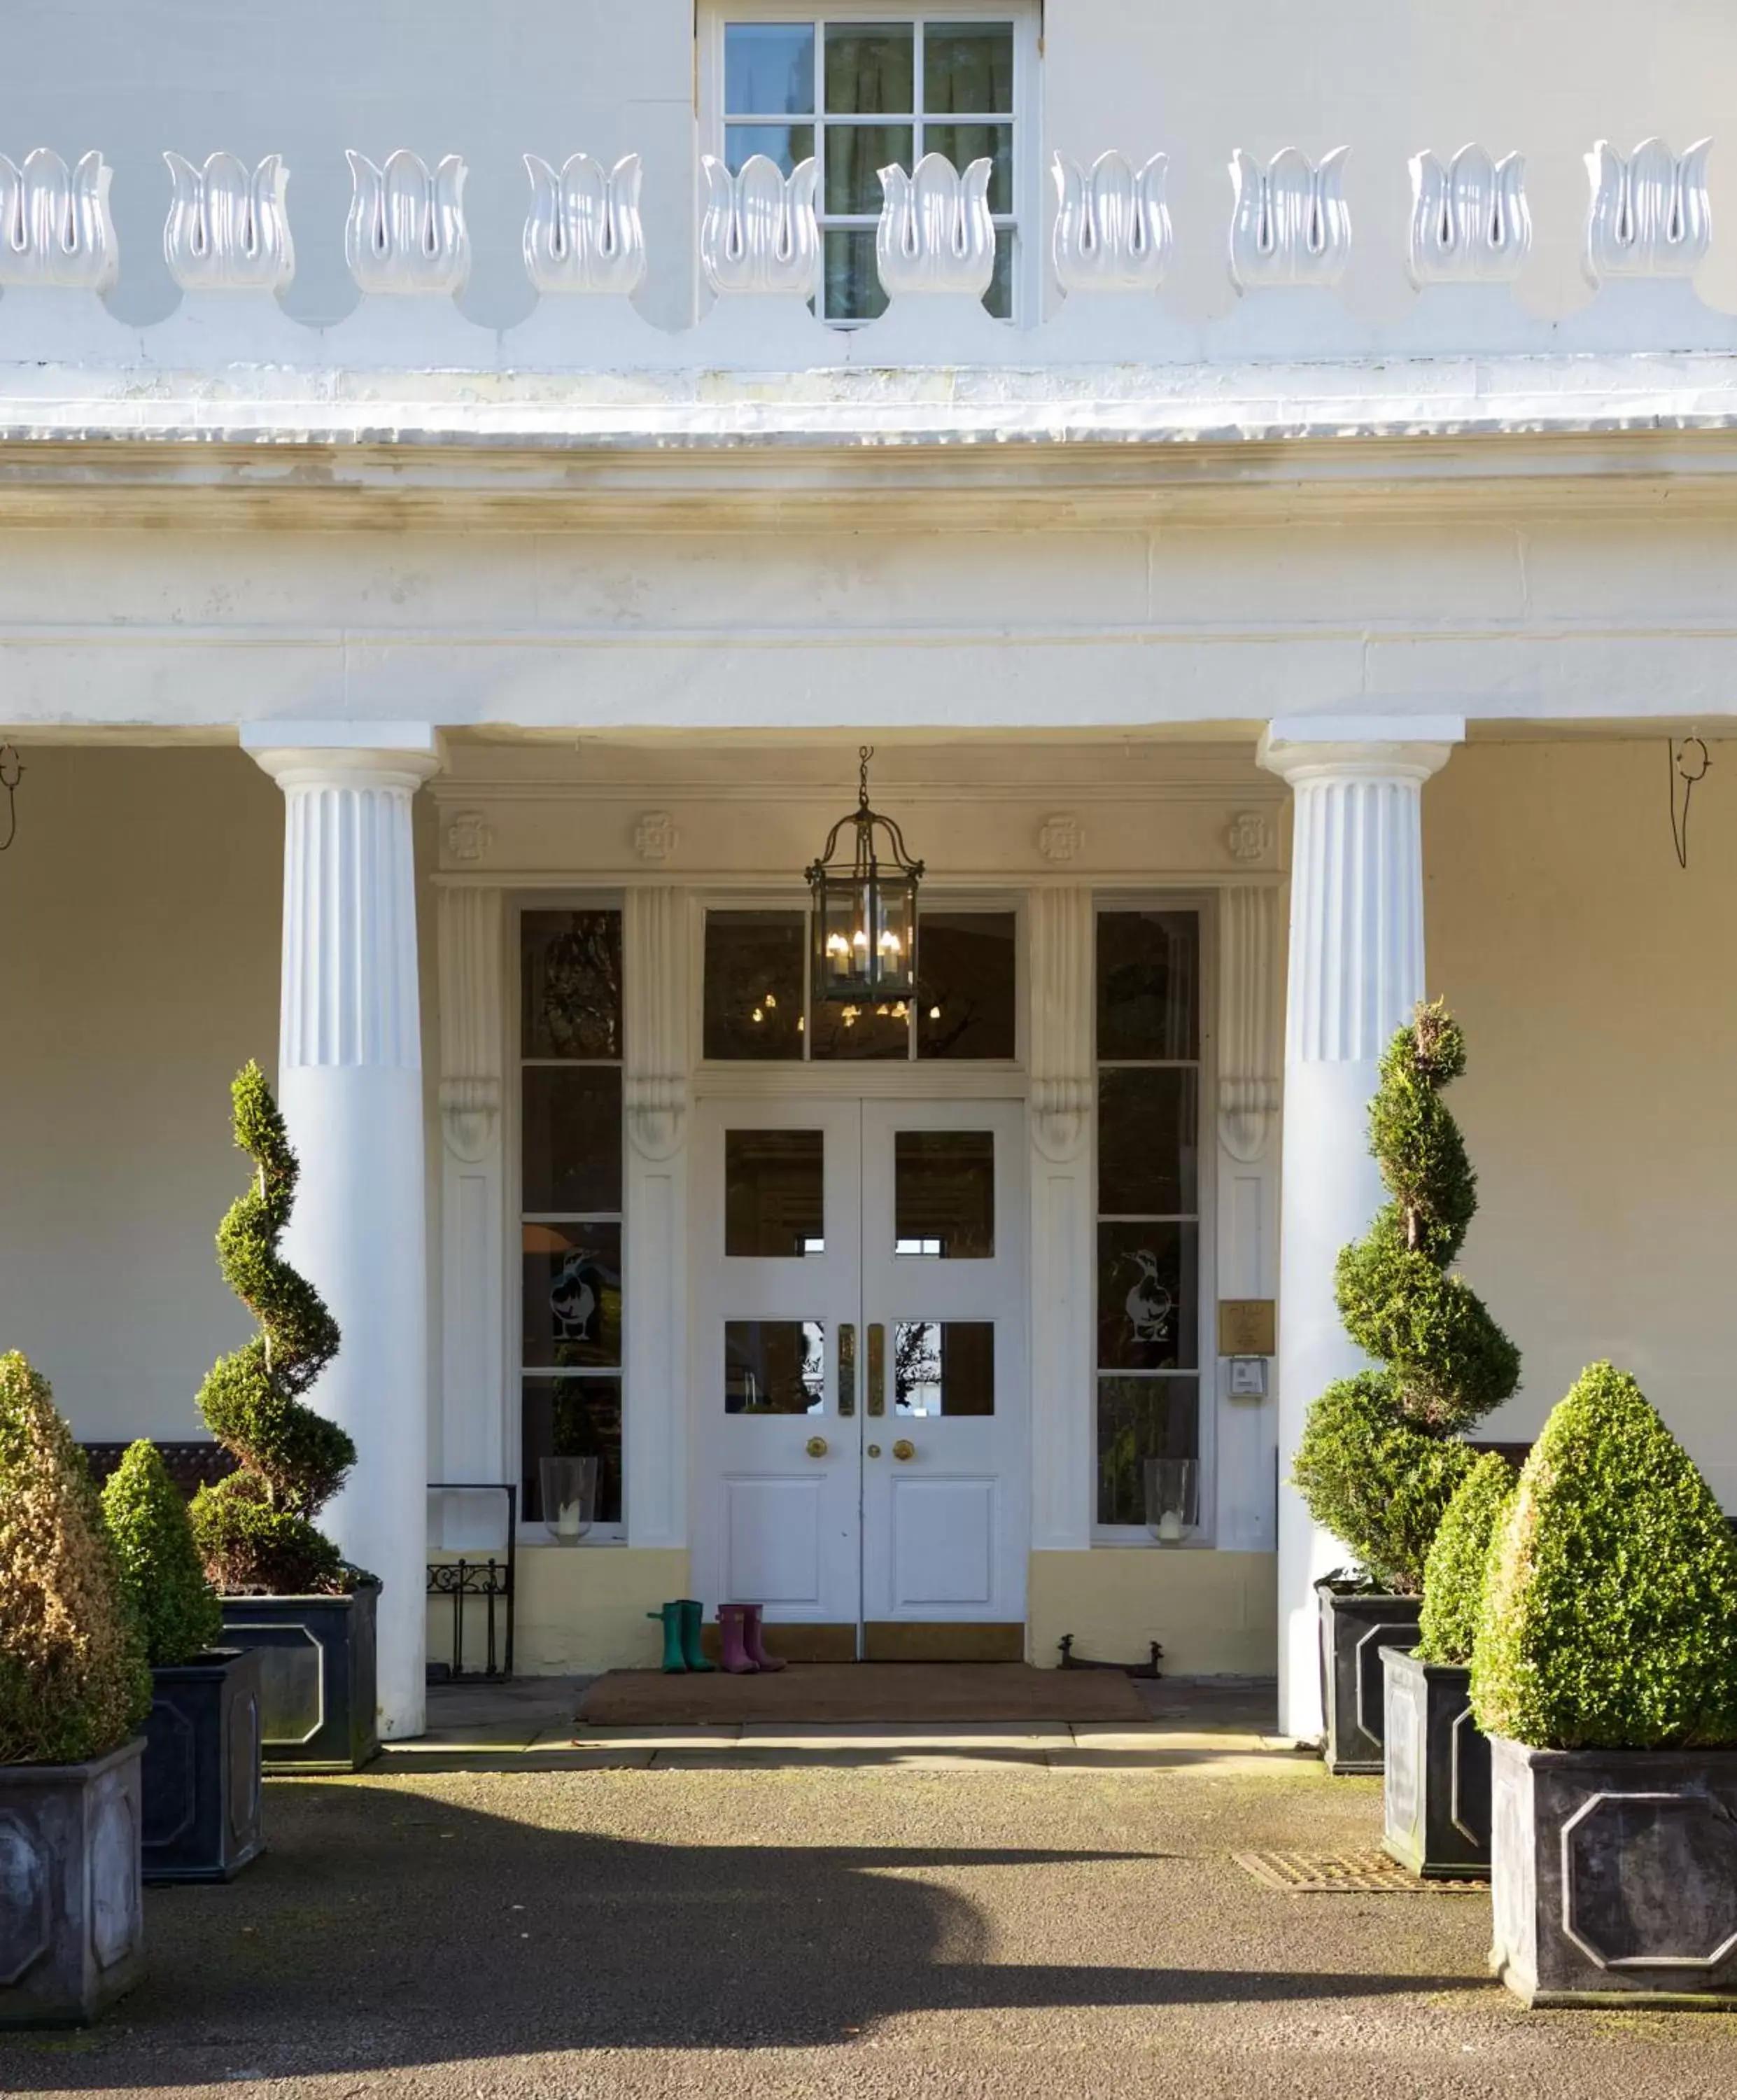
{"left": 1316, "top": 1583, "right": 1423, "bottom": 1774}
{"left": 1380, "top": 1648, "right": 1491, "bottom": 1879}
{"left": 1490, "top": 1735, "right": 1737, "bottom": 2007}
{"left": 0, "top": 1738, "right": 146, "bottom": 2028}
{"left": 142, "top": 1647, "right": 265, "bottom": 1884}
{"left": 219, "top": 1582, "right": 379, "bottom": 1774}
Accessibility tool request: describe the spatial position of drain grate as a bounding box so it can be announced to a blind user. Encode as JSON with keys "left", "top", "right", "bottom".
{"left": 1233, "top": 1848, "right": 1486, "bottom": 1894}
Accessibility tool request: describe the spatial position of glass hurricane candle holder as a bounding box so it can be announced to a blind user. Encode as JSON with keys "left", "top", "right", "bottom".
{"left": 540, "top": 1455, "right": 599, "bottom": 1545}
{"left": 1144, "top": 1457, "right": 1199, "bottom": 1546}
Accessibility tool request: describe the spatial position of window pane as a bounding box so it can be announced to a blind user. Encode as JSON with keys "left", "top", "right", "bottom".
{"left": 921, "top": 122, "right": 1012, "bottom": 213}
{"left": 824, "top": 121, "right": 914, "bottom": 215}
{"left": 522, "top": 1377, "right": 622, "bottom": 1525}
{"left": 1097, "top": 1068, "right": 1198, "bottom": 1217}
{"left": 894, "top": 1320, "right": 994, "bottom": 1415}
{"left": 824, "top": 22, "right": 915, "bottom": 113}
{"left": 704, "top": 912, "right": 805, "bottom": 1060}
{"left": 1097, "top": 1376, "right": 1198, "bottom": 1527}
{"left": 923, "top": 22, "right": 1014, "bottom": 113}
{"left": 1096, "top": 1222, "right": 1198, "bottom": 1370}
{"left": 521, "top": 910, "right": 622, "bottom": 1060}
{"left": 895, "top": 1130, "right": 994, "bottom": 1257}
{"left": 725, "top": 23, "right": 815, "bottom": 114}
{"left": 917, "top": 911, "right": 1015, "bottom": 1058}
{"left": 726, "top": 122, "right": 816, "bottom": 176}
{"left": 522, "top": 1222, "right": 621, "bottom": 1368}
{"left": 1097, "top": 911, "right": 1200, "bottom": 1060}
{"left": 810, "top": 995, "right": 907, "bottom": 1058}
{"left": 726, "top": 1129, "right": 824, "bottom": 1256}
{"left": 726, "top": 1320, "right": 825, "bottom": 1414}
{"left": 823, "top": 226, "right": 887, "bottom": 321}
{"left": 522, "top": 1067, "right": 622, "bottom": 1215}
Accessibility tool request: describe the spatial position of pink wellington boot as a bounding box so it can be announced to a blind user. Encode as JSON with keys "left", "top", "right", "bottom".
{"left": 739, "top": 1602, "right": 787, "bottom": 1672}
{"left": 717, "top": 1602, "right": 760, "bottom": 1674}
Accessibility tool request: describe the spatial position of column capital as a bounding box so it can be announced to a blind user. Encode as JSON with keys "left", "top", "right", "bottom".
{"left": 1258, "top": 714, "right": 1463, "bottom": 788}
{"left": 241, "top": 721, "right": 443, "bottom": 792}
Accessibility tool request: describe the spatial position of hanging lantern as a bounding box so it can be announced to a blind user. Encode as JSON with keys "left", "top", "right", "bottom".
{"left": 806, "top": 746, "right": 924, "bottom": 1004}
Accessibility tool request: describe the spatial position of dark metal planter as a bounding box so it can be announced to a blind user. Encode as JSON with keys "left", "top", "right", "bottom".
{"left": 1490, "top": 1734, "right": 1737, "bottom": 2007}
{"left": 0, "top": 1737, "right": 146, "bottom": 2028}
{"left": 1315, "top": 1582, "right": 1423, "bottom": 1774}
{"left": 141, "top": 1648, "right": 265, "bottom": 1884}
{"left": 1380, "top": 1647, "right": 1491, "bottom": 1879}
{"left": 219, "top": 1581, "right": 379, "bottom": 1773}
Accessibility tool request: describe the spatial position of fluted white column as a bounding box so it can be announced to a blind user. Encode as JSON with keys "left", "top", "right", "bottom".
{"left": 243, "top": 723, "right": 442, "bottom": 1742}
{"left": 1258, "top": 716, "right": 1463, "bottom": 1743}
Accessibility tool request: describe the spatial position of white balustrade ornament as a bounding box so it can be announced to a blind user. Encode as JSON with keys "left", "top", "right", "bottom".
{"left": 1585, "top": 137, "right": 1713, "bottom": 284}
{"left": 1052, "top": 151, "right": 1170, "bottom": 293}
{"left": 699, "top": 154, "right": 820, "bottom": 298}
{"left": 0, "top": 148, "right": 117, "bottom": 290}
{"left": 877, "top": 153, "right": 995, "bottom": 299}
{"left": 523, "top": 153, "right": 647, "bottom": 296}
{"left": 344, "top": 149, "right": 470, "bottom": 296}
{"left": 1229, "top": 146, "right": 1351, "bottom": 292}
{"left": 1408, "top": 146, "right": 1530, "bottom": 288}
{"left": 163, "top": 152, "right": 295, "bottom": 293}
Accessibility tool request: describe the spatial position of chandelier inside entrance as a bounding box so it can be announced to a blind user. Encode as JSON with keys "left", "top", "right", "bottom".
{"left": 805, "top": 746, "right": 924, "bottom": 1005}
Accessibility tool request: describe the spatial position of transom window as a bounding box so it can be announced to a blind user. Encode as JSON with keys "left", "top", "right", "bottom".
{"left": 719, "top": 12, "right": 1021, "bottom": 323}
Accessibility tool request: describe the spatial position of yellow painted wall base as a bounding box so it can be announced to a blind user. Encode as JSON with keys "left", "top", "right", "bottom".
{"left": 428, "top": 1548, "right": 691, "bottom": 1675}
{"left": 1027, "top": 1550, "right": 1277, "bottom": 1676}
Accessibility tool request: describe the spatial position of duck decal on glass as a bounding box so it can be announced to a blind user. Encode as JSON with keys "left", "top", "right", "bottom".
{"left": 550, "top": 1253, "right": 598, "bottom": 1343}
{"left": 1121, "top": 1249, "right": 1174, "bottom": 1348}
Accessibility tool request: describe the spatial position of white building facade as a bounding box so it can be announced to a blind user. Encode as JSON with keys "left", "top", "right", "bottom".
{"left": 6, "top": 2, "right": 1737, "bottom": 1742}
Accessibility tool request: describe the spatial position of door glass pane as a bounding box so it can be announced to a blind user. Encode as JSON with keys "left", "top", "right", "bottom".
{"left": 824, "top": 23, "right": 915, "bottom": 113}
{"left": 704, "top": 911, "right": 805, "bottom": 1060}
{"left": 917, "top": 911, "right": 1015, "bottom": 1058}
{"left": 1097, "top": 1376, "right": 1198, "bottom": 1527}
{"left": 726, "top": 123, "right": 816, "bottom": 176}
{"left": 726, "top": 1130, "right": 824, "bottom": 1256}
{"left": 1096, "top": 1222, "right": 1198, "bottom": 1369}
{"left": 725, "top": 1320, "right": 826, "bottom": 1413}
{"left": 895, "top": 1130, "right": 994, "bottom": 1256}
{"left": 725, "top": 24, "right": 816, "bottom": 114}
{"left": 522, "top": 1222, "right": 622, "bottom": 1368}
{"left": 810, "top": 995, "right": 907, "bottom": 1059}
{"left": 923, "top": 22, "right": 1014, "bottom": 112}
{"left": 1096, "top": 911, "right": 1200, "bottom": 1060}
{"left": 522, "top": 1067, "right": 622, "bottom": 1214}
{"left": 1097, "top": 1068, "right": 1198, "bottom": 1217}
{"left": 521, "top": 910, "right": 622, "bottom": 1060}
{"left": 823, "top": 226, "right": 887, "bottom": 321}
{"left": 521, "top": 1377, "right": 622, "bottom": 1524}
{"left": 824, "top": 122, "right": 913, "bottom": 214}
{"left": 922, "top": 122, "right": 1012, "bottom": 212}
{"left": 894, "top": 1320, "right": 994, "bottom": 1415}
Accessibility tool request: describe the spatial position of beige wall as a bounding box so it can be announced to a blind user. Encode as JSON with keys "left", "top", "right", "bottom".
{"left": 1028, "top": 1550, "right": 1278, "bottom": 1679}
{"left": 1426, "top": 737, "right": 1737, "bottom": 1508}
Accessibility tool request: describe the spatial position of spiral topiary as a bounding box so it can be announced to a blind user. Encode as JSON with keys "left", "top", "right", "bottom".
{"left": 190, "top": 1063, "right": 356, "bottom": 1597}
{"left": 1292, "top": 1000, "right": 1521, "bottom": 1593}
{"left": 102, "top": 1440, "right": 225, "bottom": 1668}
{"left": 1414, "top": 1450, "right": 1516, "bottom": 1667}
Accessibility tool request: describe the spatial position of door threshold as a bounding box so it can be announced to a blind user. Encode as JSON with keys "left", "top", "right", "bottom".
{"left": 697, "top": 1623, "right": 1027, "bottom": 1665}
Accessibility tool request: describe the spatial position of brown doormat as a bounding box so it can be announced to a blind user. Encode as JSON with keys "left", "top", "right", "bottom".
{"left": 576, "top": 1661, "right": 1148, "bottom": 1727}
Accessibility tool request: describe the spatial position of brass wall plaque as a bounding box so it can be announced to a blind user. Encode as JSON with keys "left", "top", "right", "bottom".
{"left": 1218, "top": 1299, "right": 1277, "bottom": 1356}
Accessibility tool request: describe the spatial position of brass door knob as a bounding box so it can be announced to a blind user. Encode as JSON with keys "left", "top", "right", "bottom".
{"left": 806, "top": 1436, "right": 828, "bottom": 1458}
{"left": 892, "top": 1438, "right": 915, "bottom": 1462}
{"left": 866, "top": 1443, "right": 882, "bottom": 1458}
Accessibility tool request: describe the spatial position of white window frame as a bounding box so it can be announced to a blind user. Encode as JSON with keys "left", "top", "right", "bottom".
{"left": 696, "top": 0, "right": 1043, "bottom": 326}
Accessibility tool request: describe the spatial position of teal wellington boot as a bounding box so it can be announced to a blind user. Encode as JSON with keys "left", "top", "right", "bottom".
{"left": 677, "top": 1598, "right": 718, "bottom": 1672}
{"left": 647, "top": 1602, "right": 687, "bottom": 1672}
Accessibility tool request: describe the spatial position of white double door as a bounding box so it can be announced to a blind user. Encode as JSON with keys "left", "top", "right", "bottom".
{"left": 691, "top": 1096, "right": 1027, "bottom": 1648}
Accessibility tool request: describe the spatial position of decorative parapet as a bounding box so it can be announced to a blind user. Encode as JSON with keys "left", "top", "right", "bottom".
{"left": 0, "top": 148, "right": 117, "bottom": 290}
{"left": 877, "top": 153, "right": 994, "bottom": 298}
{"left": 163, "top": 152, "right": 294, "bottom": 293}
{"left": 523, "top": 153, "right": 647, "bottom": 295}
{"left": 1408, "top": 146, "right": 1529, "bottom": 287}
{"left": 1052, "top": 151, "right": 1170, "bottom": 293}
{"left": 1229, "top": 146, "right": 1350, "bottom": 291}
{"left": 344, "top": 149, "right": 470, "bottom": 295}
{"left": 699, "top": 154, "right": 819, "bottom": 298}
{"left": 1585, "top": 137, "right": 1712, "bottom": 284}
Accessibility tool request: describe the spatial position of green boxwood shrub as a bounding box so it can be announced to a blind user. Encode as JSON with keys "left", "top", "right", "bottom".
{"left": 1472, "top": 1363, "right": 1737, "bottom": 1750}
{"left": 1291, "top": 1002, "right": 1521, "bottom": 1593}
{"left": 0, "top": 1352, "right": 151, "bottom": 1765}
{"left": 190, "top": 1063, "right": 356, "bottom": 1597}
{"left": 101, "top": 1439, "right": 225, "bottom": 1669}
{"left": 1414, "top": 1450, "right": 1515, "bottom": 1667}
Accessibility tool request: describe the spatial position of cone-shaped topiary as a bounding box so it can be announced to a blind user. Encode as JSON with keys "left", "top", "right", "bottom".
{"left": 101, "top": 1439, "right": 225, "bottom": 1668}
{"left": 190, "top": 1063, "right": 356, "bottom": 1597}
{"left": 1415, "top": 1450, "right": 1516, "bottom": 1667}
{"left": 1292, "top": 1001, "right": 1521, "bottom": 1592}
{"left": 0, "top": 1352, "right": 151, "bottom": 1765}
{"left": 1472, "top": 1363, "right": 1737, "bottom": 1750}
